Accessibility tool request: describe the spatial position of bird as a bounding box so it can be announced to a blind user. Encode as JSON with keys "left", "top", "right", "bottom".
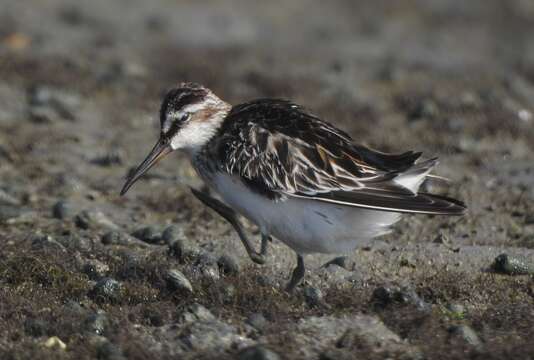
{"left": 120, "top": 82, "right": 466, "bottom": 291}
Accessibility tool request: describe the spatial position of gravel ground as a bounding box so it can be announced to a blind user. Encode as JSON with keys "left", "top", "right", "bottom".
{"left": 1, "top": 0, "right": 534, "bottom": 359}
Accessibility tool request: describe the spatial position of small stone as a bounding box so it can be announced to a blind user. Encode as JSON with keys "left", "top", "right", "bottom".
{"left": 96, "top": 341, "right": 126, "bottom": 360}
{"left": 332, "top": 315, "right": 421, "bottom": 357}
{"left": 246, "top": 313, "right": 267, "bottom": 332}
{"left": 180, "top": 319, "right": 242, "bottom": 351}
{"left": 24, "top": 318, "right": 48, "bottom": 337}
{"left": 75, "top": 210, "right": 120, "bottom": 231}
{"left": 448, "top": 325, "right": 482, "bottom": 348}
{"left": 132, "top": 226, "right": 162, "bottom": 244}
{"left": 28, "top": 105, "right": 58, "bottom": 123}
{"left": 144, "top": 309, "right": 164, "bottom": 327}
{"left": 195, "top": 252, "right": 220, "bottom": 281}
{"left": 31, "top": 234, "right": 66, "bottom": 251}
{"left": 371, "top": 285, "right": 430, "bottom": 311}
{"left": 168, "top": 238, "right": 196, "bottom": 261}
{"left": 166, "top": 269, "right": 193, "bottom": 293}
{"left": 90, "top": 150, "right": 124, "bottom": 167}
{"left": 447, "top": 303, "right": 466, "bottom": 318}
{"left": 408, "top": 98, "right": 439, "bottom": 121}
{"left": 221, "top": 284, "right": 236, "bottom": 304}
{"left": 0, "top": 204, "right": 26, "bottom": 222}
{"left": 237, "top": 345, "right": 281, "bottom": 360}
{"left": 84, "top": 311, "right": 109, "bottom": 335}
{"left": 52, "top": 200, "right": 74, "bottom": 219}
{"left": 433, "top": 233, "right": 460, "bottom": 252}
{"left": 304, "top": 286, "right": 324, "bottom": 307}
{"left": 493, "top": 253, "right": 534, "bottom": 275}
{"left": 56, "top": 233, "right": 93, "bottom": 252}
{"left": 161, "top": 225, "right": 184, "bottom": 244}
{"left": 101, "top": 231, "right": 136, "bottom": 246}
{"left": 180, "top": 303, "right": 215, "bottom": 323}
{"left": 255, "top": 274, "right": 274, "bottom": 287}
{"left": 27, "top": 85, "right": 80, "bottom": 122}
{"left": 91, "top": 278, "right": 123, "bottom": 303}
{"left": 43, "top": 336, "right": 67, "bottom": 350}
{"left": 0, "top": 188, "right": 20, "bottom": 206}
{"left": 83, "top": 260, "right": 109, "bottom": 280}
{"left": 217, "top": 254, "right": 240, "bottom": 276}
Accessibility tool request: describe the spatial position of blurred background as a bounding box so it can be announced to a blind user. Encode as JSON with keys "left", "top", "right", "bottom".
{"left": 1, "top": 1, "right": 534, "bottom": 359}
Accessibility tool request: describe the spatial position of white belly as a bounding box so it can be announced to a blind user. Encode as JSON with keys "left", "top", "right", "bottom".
{"left": 208, "top": 173, "right": 402, "bottom": 254}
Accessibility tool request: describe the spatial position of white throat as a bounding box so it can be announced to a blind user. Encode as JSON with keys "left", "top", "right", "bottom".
{"left": 169, "top": 109, "right": 228, "bottom": 153}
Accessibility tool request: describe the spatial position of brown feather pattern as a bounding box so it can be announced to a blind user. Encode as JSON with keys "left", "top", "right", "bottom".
{"left": 200, "top": 99, "right": 465, "bottom": 214}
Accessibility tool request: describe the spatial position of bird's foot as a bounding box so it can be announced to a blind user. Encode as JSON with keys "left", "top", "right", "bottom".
{"left": 249, "top": 252, "right": 267, "bottom": 265}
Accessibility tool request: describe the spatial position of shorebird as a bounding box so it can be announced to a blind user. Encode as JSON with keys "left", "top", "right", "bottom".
{"left": 120, "top": 82, "right": 466, "bottom": 291}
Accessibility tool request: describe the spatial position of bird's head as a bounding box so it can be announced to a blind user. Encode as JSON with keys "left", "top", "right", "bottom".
{"left": 120, "top": 82, "right": 230, "bottom": 195}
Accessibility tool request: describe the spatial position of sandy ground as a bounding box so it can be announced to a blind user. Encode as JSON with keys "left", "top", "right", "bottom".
{"left": 1, "top": 0, "right": 534, "bottom": 359}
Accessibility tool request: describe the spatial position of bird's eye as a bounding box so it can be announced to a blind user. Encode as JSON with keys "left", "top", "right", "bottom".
{"left": 179, "top": 113, "right": 191, "bottom": 122}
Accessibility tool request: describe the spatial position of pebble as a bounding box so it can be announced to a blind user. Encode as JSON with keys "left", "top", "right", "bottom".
{"left": 168, "top": 238, "right": 196, "bottom": 261}
{"left": 217, "top": 254, "right": 240, "bottom": 276}
{"left": 84, "top": 311, "right": 109, "bottom": 335}
{"left": 166, "top": 269, "right": 193, "bottom": 293}
{"left": 246, "top": 313, "right": 268, "bottom": 332}
{"left": 96, "top": 341, "right": 126, "bottom": 360}
{"left": 0, "top": 204, "right": 26, "bottom": 222}
{"left": 31, "top": 234, "right": 66, "bottom": 251}
{"left": 447, "top": 303, "right": 466, "bottom": 318}
{"left": 131, "top": 226, "right": 163, "bottom": 244}
{"left": 43, "top": 336, "right": 67, "bottom": 350}
{"left": 75, "top": 210, "right": 120, "bottom": 231}
{"left": 335, "top": 317, "right": 421, "bottom": 356}
{"left": 493, "top": 253, "right": 534, "bottom": 275}
{"left": 161, "top": 225, "right": 184, "bottom": 244}
{"left": 237, "top": 345, "right": 281, "bottom": 360}
{"left": 52, "top": 200, "right": 74, "bottom": 219}
{"left": 28, "top": 105, "right": 58, "bottom": 123}
{"left": 408, "top": 98, "right": 439, "bottom": 121}
{"left": 24, "top": 318, "right": 48, "bottom": 337}
{"left": 220, "top": 284, "right": 236, "bottom": 304}
{"left": 448, "top": 325, "right": 482, "bottom": 348}
{"left": 195, "top": 252, "right": 220, "bottom": 281}
{"left": 83, "top": 260, "right": 110, "bottom": 280}
{"left": 180, "top": 319, "right": 242, "bottom": 351}
{"left": 91, "top": 278, "right": 123, "bottom": 303}
{"left": 101, "top": 231, "right": 140, "bottom": 246}
{"left": 27, "top": 85, "right": 80, "bottom": 122}
{"left": 90, "top": 150, "right": 124, "bottom": 167}
{"left": 255, "top": 274, "right": 275, "bottom": 287}
{"left": 180, "top": 303, "right": 215, "bottom": 323}
{"left": 371, "top": 285, "right": 430, "bottom": 311}
{"left": 303, "top": 286, "right": 325, "bottom": 307}
{"left": 0, "top": 188, "right": 20, "bottom": 206}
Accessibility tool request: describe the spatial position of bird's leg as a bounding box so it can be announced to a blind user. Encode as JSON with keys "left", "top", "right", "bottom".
{"left": 190, "top": 187, "right": 266, "bottom": 265}
{"left": 260, "top": 233, "right": 271, "bottom": 257}
{"left": 286, "top": 253, "right": 305, "bottom": 292}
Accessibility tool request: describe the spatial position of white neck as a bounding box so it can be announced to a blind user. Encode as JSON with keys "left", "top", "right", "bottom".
{"left": 170, "top": 107, "right": 229, "bottom": 154}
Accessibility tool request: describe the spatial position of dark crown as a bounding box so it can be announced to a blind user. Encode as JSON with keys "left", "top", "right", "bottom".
{"left": 159, "top": 83, "right": 208, "bottom": 126}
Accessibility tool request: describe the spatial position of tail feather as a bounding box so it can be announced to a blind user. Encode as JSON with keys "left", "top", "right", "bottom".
{"left": 394, "top": 158, "right": 437, "bottom": 192}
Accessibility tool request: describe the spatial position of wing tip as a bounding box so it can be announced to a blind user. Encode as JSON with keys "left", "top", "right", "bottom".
{"left": 421, "top": 192, "right": 467, "bottom": 215}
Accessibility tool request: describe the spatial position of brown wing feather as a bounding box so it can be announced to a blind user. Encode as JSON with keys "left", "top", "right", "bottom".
{"left": 212, "top": 99, "right": 465, "bottom": 214}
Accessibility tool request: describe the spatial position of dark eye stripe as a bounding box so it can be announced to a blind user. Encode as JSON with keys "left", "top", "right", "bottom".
{"left": 165, "top": 113, "right": 190, "bottom": 138}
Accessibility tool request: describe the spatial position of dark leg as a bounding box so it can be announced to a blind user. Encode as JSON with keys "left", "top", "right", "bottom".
{"left": 322, "top": 256, "right": 348, "bottom": 269}
{"left": 190, "top": 187, "right": 266, "bottom": 264}
{"left": 260, "top": 234, "right": 271, "bottom": 256}
{"left": 286, "top": 253, "right": 305, "bottom": 292}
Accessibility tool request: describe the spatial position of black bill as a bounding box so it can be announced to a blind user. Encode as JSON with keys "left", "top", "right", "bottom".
{"left": 120, "top": 139, "right": 172, "bottom": 196}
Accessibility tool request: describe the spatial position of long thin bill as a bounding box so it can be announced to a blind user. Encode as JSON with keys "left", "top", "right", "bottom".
{"left": 120, "top": 139, "right": 172, "bottom": 196}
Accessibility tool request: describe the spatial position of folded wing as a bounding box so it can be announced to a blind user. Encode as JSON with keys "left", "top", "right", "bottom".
{"left": 217, "top": 99, "right": 466, "bottom": 215}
